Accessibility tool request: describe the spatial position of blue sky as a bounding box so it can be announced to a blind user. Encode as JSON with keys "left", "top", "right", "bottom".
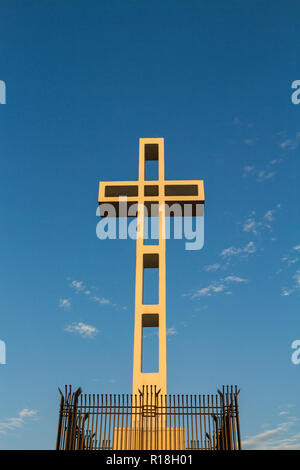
{"left": 0, "top": 0, "right": 300, "bottom": 449}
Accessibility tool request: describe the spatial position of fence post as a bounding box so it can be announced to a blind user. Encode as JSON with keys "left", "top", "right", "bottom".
{"left": 234, "top": 387, "right": 242, "bottom": 450}
{"left": 56, "top": 388, "right": 64, "bottom": 450}
{"left": 65, "top": 387, "right": 82, "bottom": 450}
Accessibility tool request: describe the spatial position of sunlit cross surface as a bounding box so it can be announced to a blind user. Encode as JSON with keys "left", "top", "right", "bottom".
{"left": 98, "top": 138, "right": 205, "bottom": 397}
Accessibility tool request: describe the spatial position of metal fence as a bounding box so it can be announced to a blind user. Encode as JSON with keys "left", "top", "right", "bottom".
{"left": 56, "top": 385, "right": 241, "bottom": 450}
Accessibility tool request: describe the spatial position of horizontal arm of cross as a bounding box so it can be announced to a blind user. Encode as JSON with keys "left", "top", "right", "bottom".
{"left": 98, "top": 180, "right": 205, "bottom": 217}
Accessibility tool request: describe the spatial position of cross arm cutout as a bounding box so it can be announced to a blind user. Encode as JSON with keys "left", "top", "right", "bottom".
{"left": 98, "top": 180, "right": 205, "bottom": 217}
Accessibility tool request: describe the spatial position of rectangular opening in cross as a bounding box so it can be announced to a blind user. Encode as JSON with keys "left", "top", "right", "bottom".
{"left": 144, "top": 185, "right": 159, "bottom": 196}
{"left": 164, "top": 184, "right": 198, "bottom": 196}
{"left": 143, "top": 204, "right": 159, "bottom": 245}
{"left": 143, "top": 254, "right": 159, "bottom": 304}
{"left": 141, "top": 314, "right": 159, "bottom": 373}
{"left": 105, "top": 185, "right": 138, "bottom": 197}
{"left": 145, "top": 144, "right": 159, "bottom": 180}
{"left": 145, "top": 144, "right": 159, "bottom": 161}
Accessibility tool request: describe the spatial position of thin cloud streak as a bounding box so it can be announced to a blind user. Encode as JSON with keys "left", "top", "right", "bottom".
{"left": 68, "top": 279, "right": 124, "bottom": 310}
{"left": 220, "top": 241, "right": 256, "bottom": 258}
{"left": 243, "top": 419, "right": 300, "bottom": 450}
{"left": 0, "top": 409, "right": 38, "bottom": 435}
{"left": 242, "top": 205, "right": 280, "bottom": 236}
{"left": 189, "top": 275, "right": 248, "bottom": 298}
{"left": 59, "top": 298, "right": 71, "bottom": 309}
{"left": 65, "top": 322, "right": 99, "bottom": 338}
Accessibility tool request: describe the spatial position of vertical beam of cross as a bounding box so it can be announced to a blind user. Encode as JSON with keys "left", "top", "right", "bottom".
{"left": 98, "top": 138, "right": 204, "bottom": 398}
{"left": 133, "top": 138, "right": 167, "bottom": 396}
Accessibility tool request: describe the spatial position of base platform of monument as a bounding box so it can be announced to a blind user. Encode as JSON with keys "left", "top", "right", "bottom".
{"left": 113, "top": 427, "right": 186, "bottom": 450}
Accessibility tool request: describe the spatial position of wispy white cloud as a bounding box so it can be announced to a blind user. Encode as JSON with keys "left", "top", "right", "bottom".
{"left": 243, "top": 165, "right": 276, "bottom": 182}
{"left": 0, "top": 409, "right": 38, "bottom": 435}
{"left": 200, "top": 207, "right": 279, "bottom": 288}
{"left": 281, "top": 270, "right": 300, "bottom": 297}
{"left": 281, "top": 289, "right": 292, "bottom": 297}
{"left": 243, "top": 418, "right": 300, "bottom": 450}
{"left": 190, "top": 275, "right": 247, "bottom": 298}
{"left": 92, "top": 296, "right": 110, "bottom": 305}
{"left": 19, "top": 408, "right": 38, "bottom": 419}
{"left": 281, "top": 245, "right": 300, "bottom": 266}
{"left": 167, "top": 327, "right": 177, "bottom": 336}
{"left": 256, "top": 170, "right": 276, "bottom": 182}
{"left": 0, "top": 417, "right": 24, "bottom": 434}
{"left": 59, "top": 298, "right": 71, "bottom": 309}
{"left": 68, "top": 279, "right": 125, "bottom": 310}
{"left": 203, "top": 264, "right": 220, "bottom": 272}
{"left": 242, "top": 131, "right": 300, "bottom": 183}
{"left": 71, "top": 280, "right": 85, "bottom": 292}
{"left": 243, "top": 165, "right": 255, "bottom": 175}
{"left": 242, "top": 217, "right": 257, "bottom": 234}
{"left": 244, "top": 138, "right": 256, "bottom": 146}
{"left": 242, "top": 205, "right": 280, "bottom": 235}
{"left": 264, "top": 210, "right": 275, "bottom": 222}
{"left": 65, "top": 322, "right": 99, "bottom": 338}
{"left": 223, "top": 275, "right": 247, "bottom": 283}
{"left": 279, "top": 131, "right": 300, "bottom": 151}
{"left": 269, "top": 158, "right": 282, "bottom": 165}
{"left": 220, "top": 241, "right": 256, "bottom": 259}
{"left": 280, "top": 246, "right": 300, "bottom": 296}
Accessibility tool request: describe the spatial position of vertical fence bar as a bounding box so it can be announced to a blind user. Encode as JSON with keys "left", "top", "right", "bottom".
{"left": 156, "top": 388, "right": 159, "bottom": 450}
{"left": 94, "top": 394, "right": 99, "bottom": 450}
{"left": 235, "top": 386, "right": 242, "bottom": 450}
{"left": 133, "top": 394, "right": 137, "bottom": 451}
{"left": 102, "top": 394, "right": 107, "bottom": 449}
{"left": 112, "top": 394, "right": 116, "bottom": 450}
{"left": 129, "top": 394, "right": 133, "bottom": 451}
{"left": 207, "top": 394, "right": 212, "bottom": 450}
{"left": 140, "top": 390, "right": 143, "bottom": 450}
{"left": 199, "top": 394, "right": 203, "bottom": 450}
{"left": 177, "top": 394, "right": 181, "bottom": 450}
{"left": 190, "top": 395, "right": 193, "bottom": 449}
{"left": 56, "top": 389, "right": 64, "bottom": 450}
{"left": 230, "top": 386, "right": 236, "bottom": 450}
{"left": 98, "top": 394, "right": 103, "bottom": 450}
{"left": 160, "top": 393, "right": 163, "bottom": 450}
{"left": 120, "top": 393, "right": 124, "bottom": 450}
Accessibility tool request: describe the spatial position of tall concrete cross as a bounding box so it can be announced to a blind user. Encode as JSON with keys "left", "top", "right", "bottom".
{"left": 98, "top": 138, "right": 204, "bottom": 397}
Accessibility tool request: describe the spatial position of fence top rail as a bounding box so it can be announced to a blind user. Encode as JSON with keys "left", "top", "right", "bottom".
{"left": 61, "top": 403, "right": 238, "bottom": 411}
{"left": 61, "top": 384, "right": 240, "bottom": 398}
